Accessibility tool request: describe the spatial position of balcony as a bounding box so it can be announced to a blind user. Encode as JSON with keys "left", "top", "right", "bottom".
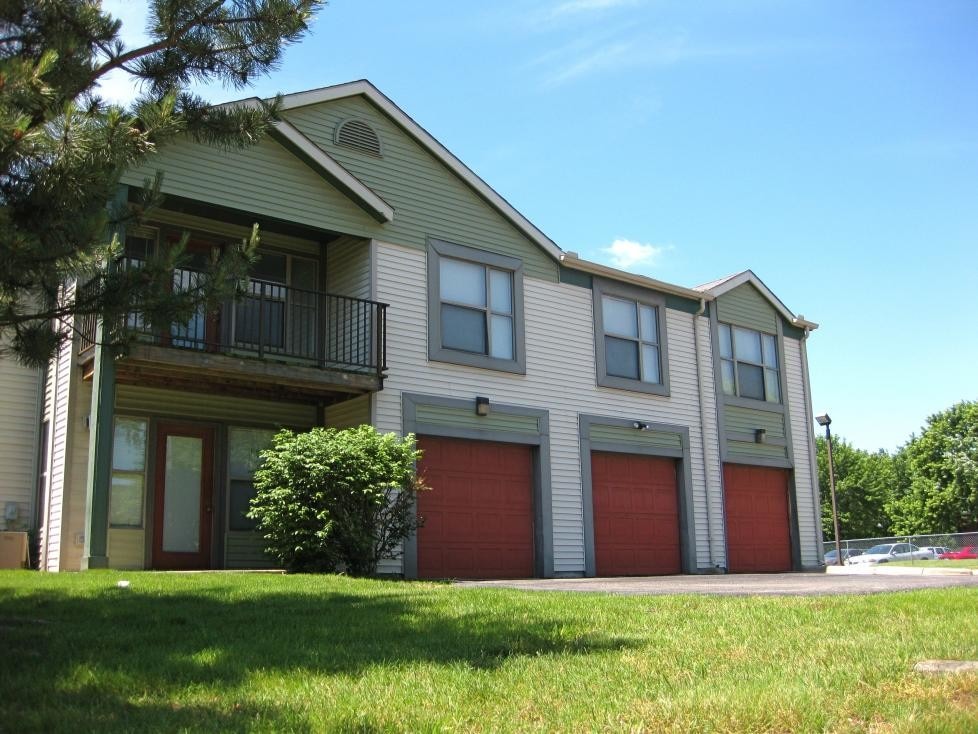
{"left": 79, "top": 274, "right": 388, "bottom": 403}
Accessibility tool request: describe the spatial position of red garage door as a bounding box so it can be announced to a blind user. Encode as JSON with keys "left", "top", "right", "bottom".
{"left": 592, "top": 452, "right": 681, "bottom": 576}
{"left": 723, "top": 464, "right": 792, "bottom": 573}
{"left": 416, "top": 437, "right": 534, "bottom": 579}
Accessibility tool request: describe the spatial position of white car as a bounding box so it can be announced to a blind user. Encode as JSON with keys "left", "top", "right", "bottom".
{"left": 845, "top": 543, "right": 931, "bottom": 565}
{"left": 920, "top": 546, "right": 951, "bottom": 559}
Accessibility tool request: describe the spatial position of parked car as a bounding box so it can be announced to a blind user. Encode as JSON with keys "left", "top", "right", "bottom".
{"left": 845, "top": 543, "right": 931, "bottom": 565}
{"left": 823, "top": 548, "right": 863, "bottom": 565}
{"left": 919, "top": 546, "right": 951, "bottom": 559}
{"left": 938, "top": 546, "right": 978, "bottom": 560}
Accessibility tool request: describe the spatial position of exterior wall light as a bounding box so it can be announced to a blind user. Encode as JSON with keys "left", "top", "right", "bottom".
{"left": 754, "top": 428, "right": 767, "bottom": 444}
{"left": 632, "top": 421, "right": 650, "bottom": 430}
{"left": 815, "top": 413, "right": 843, "bottom": 565}
{"left": 475, "top": 396, "right": 490, "bottom": 417}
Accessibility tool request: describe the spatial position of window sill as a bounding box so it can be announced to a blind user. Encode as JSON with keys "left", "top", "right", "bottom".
{"left": 429, "top": 347, "right": 526, "bottom": 375}
{"left": 722, "top": 394, "right": 784, "bottom": 412}
{"left": 596, "top": 374, "right": 670, "bottom": 396}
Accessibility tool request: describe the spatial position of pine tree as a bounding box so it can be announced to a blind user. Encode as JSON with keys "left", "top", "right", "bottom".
{"left": 0, "top": 0, "right": 324, "bottom": 367}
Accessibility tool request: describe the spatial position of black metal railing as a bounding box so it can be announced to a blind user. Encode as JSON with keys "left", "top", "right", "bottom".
{"left": 79, "top": 274, "right": 388, "bottom": 380}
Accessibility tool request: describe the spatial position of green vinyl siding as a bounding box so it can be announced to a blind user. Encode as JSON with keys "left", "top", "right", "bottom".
{"left": 121, "top": 136, "right": 384, "bottom": 238}
{"left": 107, "top": 528, "right": 144, "bottom": 569}
{"left": 727, "top": 440, "right": 789, "bottom": 462}
{"left": 724, "top": 405, "right": 786, "bottom": 440}
{"left": 324, "top": 395, "right": 371, "bottom": 430}
{"left": 588, "top": 424, "right": 683, "bottom": 452}
{"left": 225, "top": 531, "right": 277, "bottom": 569}
{"left": 282, "top": 97, "right": 558, "bottom": 282}
{"left": 716, "top": 283, "right": 778, "bottom": 333}
{"left": 415, "top": 404, "right": 540, "bottom": 435}
{"left": 116, "top": 385, "right": 316, "bottom": 427}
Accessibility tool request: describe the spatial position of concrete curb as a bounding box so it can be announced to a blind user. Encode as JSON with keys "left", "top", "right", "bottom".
{"left": 825, "top": 564, "right": 977, "bottom": 577}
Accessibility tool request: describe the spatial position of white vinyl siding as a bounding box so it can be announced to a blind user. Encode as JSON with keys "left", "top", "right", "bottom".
{"left": 784, "top": 338, "right": 820, "bottom": 567}
{"left": 0, "top": 355, "right": 41, "bottom": 531}
{"left": 374, "top": 241, "right": 722, "bottom": 575}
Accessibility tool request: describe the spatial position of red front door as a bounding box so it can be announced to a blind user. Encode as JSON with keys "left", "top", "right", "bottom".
{"left": 416, "top": 437, "right": 534, "bottom": 579}
{"left": 591, "top": 452, "right": 682, "bottom": 576}
{"left": 152, "top": 423, "right": 215, "bottom": 570}
{"left": 723, "top": 464, "right": 792, "bottom": 573}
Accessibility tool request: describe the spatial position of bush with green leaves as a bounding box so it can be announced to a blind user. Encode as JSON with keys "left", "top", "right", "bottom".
{"left": 248, "top": 426, "right": 426, "bottom": 575}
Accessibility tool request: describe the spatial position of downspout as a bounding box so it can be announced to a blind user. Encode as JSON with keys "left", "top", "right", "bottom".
{"left": 692, "top": 297, "right": 716, "bottom": 569}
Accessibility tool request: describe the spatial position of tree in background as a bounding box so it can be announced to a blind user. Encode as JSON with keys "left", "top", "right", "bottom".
{"left": 888, "top": 401, "right": 978, "bottom": 535}
{"left": 248, "top": 426, "right": 428, "bottom": 575}
{"left": 0, "top": 0, "right": 323, "bottom": 367}
{"left": 816, "top": 435, "right": 894, "bottom": 540}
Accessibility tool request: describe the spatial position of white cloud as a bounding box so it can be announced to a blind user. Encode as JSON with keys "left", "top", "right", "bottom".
{"left": 600, "top": 238, "right": 670, "bottom": 270}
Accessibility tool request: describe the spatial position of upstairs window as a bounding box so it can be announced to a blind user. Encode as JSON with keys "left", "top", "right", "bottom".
{"left": 427, "top": 239, "right": 525, "bottom": 373}
{"left": 593, "top": 279, "right": 670, "bottom": 396}
{"left": 719, "top": 323, "right": 780, "bottom": 403}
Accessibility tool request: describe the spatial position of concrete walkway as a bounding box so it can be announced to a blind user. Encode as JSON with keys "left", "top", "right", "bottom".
{"left": 456, "top": 571, "right": 978, "bottom": 596}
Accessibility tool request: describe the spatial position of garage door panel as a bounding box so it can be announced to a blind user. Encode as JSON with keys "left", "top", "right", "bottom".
{"left": 592, "top": 452, "right": 682, "bottom": 576}
{"left": 723, "top": 464, "right": 791, "bottom": 573}
{"left": 417, "top": 437, "right": 534, "bottom": 580}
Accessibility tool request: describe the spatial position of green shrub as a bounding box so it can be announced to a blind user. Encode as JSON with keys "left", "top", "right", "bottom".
{"left": 248, "top": 426, "right": 427, "bottom": 575}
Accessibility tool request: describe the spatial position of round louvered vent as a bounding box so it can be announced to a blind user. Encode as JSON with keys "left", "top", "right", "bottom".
{"left": 334, "top": 118, "right": 382, "bottom": 157}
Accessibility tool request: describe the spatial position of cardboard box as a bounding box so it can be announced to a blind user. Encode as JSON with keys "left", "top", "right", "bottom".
{"left": 0, "top": 531, "right": 29, "bottom": 569}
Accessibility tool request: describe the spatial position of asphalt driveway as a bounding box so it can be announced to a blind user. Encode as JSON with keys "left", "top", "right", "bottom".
{"left": 456, "top": 571, "right": 978, "bottom": 596}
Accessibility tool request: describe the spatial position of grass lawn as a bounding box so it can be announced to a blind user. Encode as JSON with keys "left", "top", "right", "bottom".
{"left": 888, "top": 559, "right": 978, "bottom": 569}
{"left": 1, "top": 571, "right": 976, "bottom": 733}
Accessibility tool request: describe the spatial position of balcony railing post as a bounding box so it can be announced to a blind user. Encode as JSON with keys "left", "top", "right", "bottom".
{"left": 317, "top": 291, "right": 326, "bottom": 369}
{"left": 257, "top": 283, "right": 265, "bottom": 359}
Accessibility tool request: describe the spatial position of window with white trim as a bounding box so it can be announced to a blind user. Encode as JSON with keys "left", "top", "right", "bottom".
{"left": 593, "top": 279, "right": 670, "bottom": 395}
{"left": 427, "top": 239, "right": 525, "bottom": 373}
{"left": 109, "top": 417, "right": 147, "bottom": 528}
{"left": 227, "top": 427, "right": 277, "bottom": 532}
{"left": 718, "top": 323, "right": 781, "bottom": 403}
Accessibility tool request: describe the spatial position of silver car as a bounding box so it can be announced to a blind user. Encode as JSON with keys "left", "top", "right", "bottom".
{"left": 845, "top": 543, "right": 931, "bottom": 565}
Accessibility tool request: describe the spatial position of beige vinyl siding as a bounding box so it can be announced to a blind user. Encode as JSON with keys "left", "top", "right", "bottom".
{"left": 727, "top": 440, "right": 788, "bottom": 461}
{"left": 784, "top": 338, "right": 821, "bottom": 567}
{"left": 121, "top": 136, "right": 382, "bottom": 237}
{"left": 283, "top": 98, "right": 559, "bottom": 282}
{"left": 42, "top": 304, "right": 77, "bottom": 571}
{"left": 225, "top": 532, "right": 276, "bottom": 569}
{"left": 326, "top": 236, "right": 372, "bottom": 298}
{"left": 116, "top": 385, "right": 316, "bottom": 428}
{"left": 715, "top": 283, "right": 778, "bottom": 333}
{"left": 373, "top": 242, "right": 719, "bottom": 575}
{"left": 108, "top": 528, "right": 145, "bottom": 569}
{"left": 694, "top": 314, "right": 725, "bottom": 569}
{"left": 324, "top": 395, "right": 371, "bottom": 430}
{"left": 61, "top": 379, "right": 92, "bottom": 571}
{"left": 0, "top": 356, "right": 41, "bottom": 530}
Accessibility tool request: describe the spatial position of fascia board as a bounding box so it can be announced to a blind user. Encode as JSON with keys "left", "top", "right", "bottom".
{"left": 559, "top": 253, "right": 711, "bottom": 302}
{"left": 701, "top": 270, "right": 819, "bottom": 330}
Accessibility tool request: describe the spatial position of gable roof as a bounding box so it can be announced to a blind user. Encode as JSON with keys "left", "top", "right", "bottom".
{"left": 262, "top": 80, "right": 564, "bottom": 262}
{"left": 695, "top": 270, "right": 818, "bottom": 330}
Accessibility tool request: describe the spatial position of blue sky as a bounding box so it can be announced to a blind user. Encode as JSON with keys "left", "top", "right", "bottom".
{"left": 102, "top": 0, "right": 978, "bottom": 453}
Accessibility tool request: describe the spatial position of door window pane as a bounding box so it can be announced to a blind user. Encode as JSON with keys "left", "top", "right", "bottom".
{"left": 489, "top": 270, "right": 513, "bottom": 314}
{"left": 290, "top": 257, "right": 318, "bottom": 291}
{"left": 440, "top": 258, "right": 486, "bottom": 307}
{"left": 490, "top": 314, "right": 514, "bottom": 360}
{"left": 162, "top": 436, "right": 203, "bottom": 553}
{"left": 605, "top": 336, "right": 640, "bottom": 379}
{"left": 602, "top": 296, "right": 638, "bottom": 338}
{"left": 252, "top": 252, "right": 287, "bottom": 283}
{"left": 441, "top": 304, "right": 487, "bottom": 353}
{"left": 734, "top": 327, "right": 762, "bottom": 363}
{"left": 110, "top": 474, "right": 144, "bottom": 527}
{"left": 113, "top": 418, "right": 146, "bottom": 472}
{"left": 737, "top": 363, "right": 765, "bottom": 400}
{"left": 641, "top": 344, "right": 661, "bottom": 383}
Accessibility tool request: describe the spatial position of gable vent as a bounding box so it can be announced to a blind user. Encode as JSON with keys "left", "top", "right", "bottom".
{"left": 334, "top": 118, "right": 382, "bottom": 157}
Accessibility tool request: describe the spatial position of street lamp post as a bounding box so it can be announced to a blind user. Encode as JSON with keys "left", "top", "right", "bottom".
{"left": 815, "top": 413, "right": 843, "bottom": 565}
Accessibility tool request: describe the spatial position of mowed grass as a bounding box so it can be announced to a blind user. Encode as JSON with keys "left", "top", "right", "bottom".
{"left": 889, "top": 559, "right": 978, "bottom": 569}
{"left": 1, "top": 572, "right": 976, "bottom": 733}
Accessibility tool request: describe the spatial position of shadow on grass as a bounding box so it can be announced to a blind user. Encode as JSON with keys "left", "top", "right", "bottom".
{"left": 0, "top": 579, "right": 633, "bottom": 732}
